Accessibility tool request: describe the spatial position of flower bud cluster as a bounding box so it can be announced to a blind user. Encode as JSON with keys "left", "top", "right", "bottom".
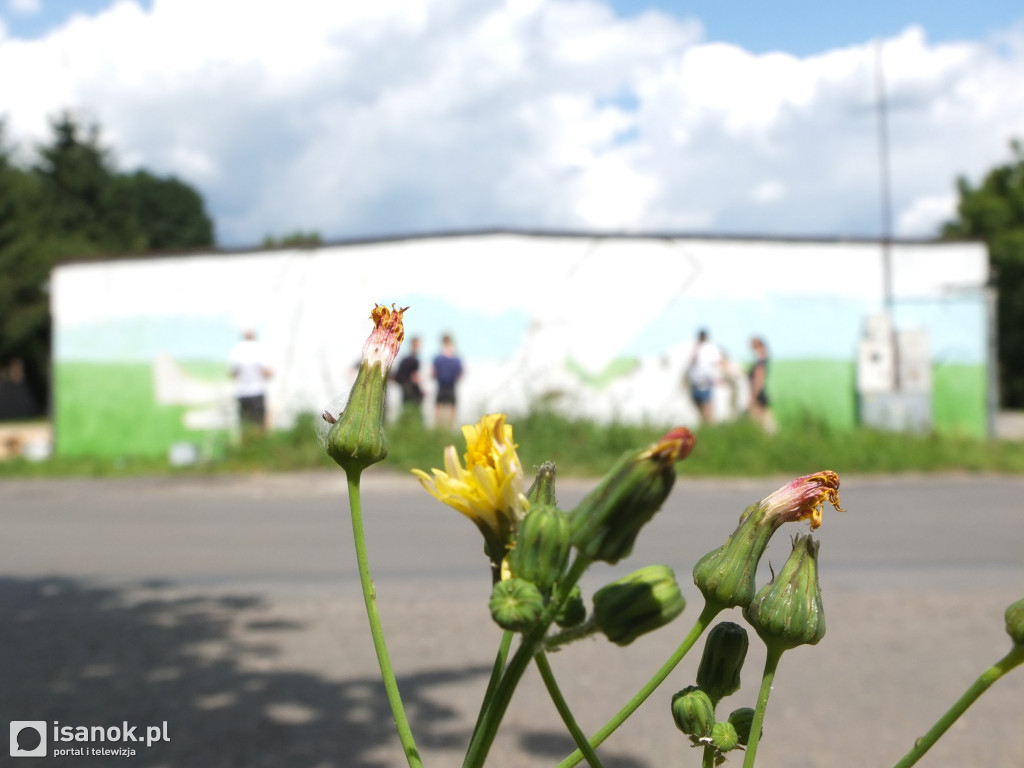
{"left": 671, "top": 622, "right": 758, "bottom": 756}
{"left": 488, "top": 465, "right": 576, "bottom": 633}
{"left": 693, "top": 471, "right": 843, "bottom": 612}
{"left": 481, "top": 431, "right": 695, "bottom": 637}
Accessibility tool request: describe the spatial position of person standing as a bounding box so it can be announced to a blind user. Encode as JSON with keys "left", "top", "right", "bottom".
{"left": 687, "top": 328, "right": 723, "bottom": 425}
{"left": 748, "top": 336, "right": 775, "bottom": 433}
{"left": 392, "top": 335, "right": 424, "bottom": 422}
{"left": 229, "top": 329, "right": 273, "bottom": 434}
{"left": 432, "top": 333, "right": 463, "bottom": 429}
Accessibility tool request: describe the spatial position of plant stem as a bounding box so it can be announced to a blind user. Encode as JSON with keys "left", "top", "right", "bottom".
{"left": 702, "top": 745, "right": 717, "bottom": 768}
{"left": 466, "top": 630, "right": 514, "bottom": 752}
{"left": 535, "top": 650, "right": 606, "bottom": 768}
{"left": 556, "top": 601, "right": 724, "bottom": 768}
{"left": 463, "top": 555, "right": 593, "bottom": 768}
{"left": 891, "top": 643, "right": 1024, "bottom": 768}
{"left": 347, "top": 472, "right": 423, "bottom": 768}
{"left": 742, "top": 644, "right": 783, "bottom": 768}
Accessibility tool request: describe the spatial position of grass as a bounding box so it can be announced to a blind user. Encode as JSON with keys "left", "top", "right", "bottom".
{"left": 3, "top": 409, "right": 1024, "bottom": 480}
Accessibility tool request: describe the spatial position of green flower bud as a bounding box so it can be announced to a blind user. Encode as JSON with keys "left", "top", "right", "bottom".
{"left": 693, "top": 471, "right": 843, "bottom": 610}
{"left": 692, "top": 502, "right": 772, "bottom": 611}
{"left": 592, "top": 565, "right": 686, "bottom": 646}
{"left": 710, "top": 721, "right": 739, "bottom": 752}
{"left": 1005, "top": 597, "right": 1024, "bottom": 646}
{"left": 696, "top": 621, "right": 749, "bottom": 705}
{"left": 744, "top": 533, "right": 826, "bottom": 651}
{"left": 526, "top": 461, "right": 558, "bottom": 506}
{"left": 570, "top": 428, "right": 695, "bottom": 564}
{"left": 508, "top": 503, "right": 571, "bottom": 590}
{"left": 727, "top": 707, "right": 756, "bottom": 747}
{"left": 489, "top": 578, "right": 544, "bottom": 632}
{"left": 671, "top": 686, "right": 715, "bottom": 738}
{"left": 555, "top": 584, "right": 586, "bottom": 628}
{"left": 322, "top": 305, "right": 406, "bottom": 475}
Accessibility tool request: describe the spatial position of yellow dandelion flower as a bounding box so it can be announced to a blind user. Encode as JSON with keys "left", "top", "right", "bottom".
{"left": 413, "top": 414, "right": 529, "bottom": 571}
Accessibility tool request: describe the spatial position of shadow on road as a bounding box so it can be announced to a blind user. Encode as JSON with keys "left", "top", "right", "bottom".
{"left": 1, "top": 576, "right": 648, "bottom": 767}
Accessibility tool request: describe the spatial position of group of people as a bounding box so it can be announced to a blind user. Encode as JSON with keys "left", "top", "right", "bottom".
{"left": 227, "top": 329, "right": 465, "bottom": 434}
{"left": 228, "top": 325, "right": 769, "bottom": 435}
{"left": 391, "top": 333, "right": 464, "bottom": 428}
{"left": 687, "top": 329, "right": 774, "bottom": 431}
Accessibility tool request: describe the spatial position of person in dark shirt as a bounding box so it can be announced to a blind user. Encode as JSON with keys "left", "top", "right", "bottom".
{"left": 432, "top": 333, "right": 463, "bottom": 429}
{"left": 748, "top": 336, "right": 775, "bottom": 433}
{"left": 391, "top": 336, "right": 424, "bottom": 422}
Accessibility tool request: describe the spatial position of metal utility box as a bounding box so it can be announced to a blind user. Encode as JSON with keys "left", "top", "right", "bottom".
{"left": 857, "top": 314, "right": 932, "bottom": 432}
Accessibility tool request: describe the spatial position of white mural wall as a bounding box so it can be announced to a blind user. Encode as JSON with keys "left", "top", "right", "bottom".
{"left": 51, "top": 232, "right": 990, "bottom": 457}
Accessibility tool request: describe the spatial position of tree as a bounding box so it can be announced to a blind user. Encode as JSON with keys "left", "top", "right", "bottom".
{"left": 942, "top": 140, "right": 1024, "bottom": 408}
{"left": 115, "top": 170, "right": 214, "bottom": 250}
{"left": 34, "top": 111, "right": 215, "bottom": 254}
{"left": 0, "top": 123, "right": 50, "bottom": 411}
{"left": 34, "top": 111, "right": 144, "bottom": 254}
{"left": 0, "top": 112, "right": 217, "bottom": 415}
{"left": 262, "top": 230, "right": 322, "bottom": 248}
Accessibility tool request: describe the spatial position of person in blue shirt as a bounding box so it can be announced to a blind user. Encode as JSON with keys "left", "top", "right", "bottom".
{"left": 432, "top": 333, "right": 463, "bottom": 429}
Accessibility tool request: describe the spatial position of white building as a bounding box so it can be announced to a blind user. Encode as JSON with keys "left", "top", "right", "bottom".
{"left": 51, "top": 230, "right": 991, "bottom": 458}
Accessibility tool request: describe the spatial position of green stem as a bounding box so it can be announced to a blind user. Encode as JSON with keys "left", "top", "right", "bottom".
{"left": 535, "top": 651, "right": 606, "bottom": 768}
{"left": 463, "top": 555, "right": 593, "bottom": 768}
{"left": 556, "top": 601, "right": 724, "bottom": 768}
{"left": 891, "top": 644, "right": 1024, "bottom": 768}
{"left": 347, "top": 472, "right": 423, "bottom": 768}
{"left": 742, "top": 644, "right": 784, "bottom": 768}
{"left": 544, "top": 617, "right": 598, "bottom": 651}
{"left": 466, "top": 630, "right": 514, "bottom": 751}
{"left": 702, "top": 745, "right": 717, "bottom": 768}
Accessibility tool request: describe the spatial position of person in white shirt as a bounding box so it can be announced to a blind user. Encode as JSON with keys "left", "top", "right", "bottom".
{"left": 687, "top": 328, "right": 723, "bottom": 425}
{"left": 228, "top": 329, "right": 273, "bottom": 432}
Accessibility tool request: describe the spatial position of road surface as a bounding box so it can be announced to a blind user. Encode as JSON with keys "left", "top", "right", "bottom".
{"left": 2, "top": 471, "right": 1023, "bottom": 767}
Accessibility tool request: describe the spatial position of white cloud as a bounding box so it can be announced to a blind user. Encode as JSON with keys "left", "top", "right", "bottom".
{"left": 897, "top": 192, "right": 957, "bottom": 236}
{"left": 0, "top": 1, "right": 1022, "bottom": 245}
{"left": 751, "top": 179, "right": 786, "bottom": 204}
{"left": 7, "top": 0, "right": 41, "bottom": 15}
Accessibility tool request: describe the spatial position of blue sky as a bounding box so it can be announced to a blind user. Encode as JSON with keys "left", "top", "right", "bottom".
{"left": 5, "top": 1, "right": 1022, "bottom": 53}
{"left": 610, "top": 1, "right": 1024, "bottom": 54}
{"left": 1, "top": 0, "right": 147, "bottom": 37}
{"left": 2, "top": 0, "right": 1023, "bottom": 247}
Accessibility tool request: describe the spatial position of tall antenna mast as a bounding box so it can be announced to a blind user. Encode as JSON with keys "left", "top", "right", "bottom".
{"left": 874, "top": 39, "right": 898, "bottom": 389}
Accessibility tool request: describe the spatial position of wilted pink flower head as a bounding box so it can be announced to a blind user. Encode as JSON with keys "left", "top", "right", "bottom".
{"left": 363, "top": 304, "right": 407, "bottom": 372}
{"left": 758, "top": 471, "right": 845, "bottom": 531}
{"left": 637, "top": 426, "right": 697, "bottom": 467}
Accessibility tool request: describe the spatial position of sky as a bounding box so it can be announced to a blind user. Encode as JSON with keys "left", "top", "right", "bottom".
{"left": 1, "top": 0, "right": 1023, "bottom": 248}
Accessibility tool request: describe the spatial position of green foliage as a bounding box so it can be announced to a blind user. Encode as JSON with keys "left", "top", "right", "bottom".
{"left": 0, "top": 128, "right": 49, "bottom": 408}
{"left": 8, "top": 408, "right": 1024, "bottom": 479}
{"left": 942, "top": 139, "right": 1024, "bottom": 407}
{"left": 115, "top": 170, "right": 214, "bottom": 250}
{"left": 35, "top": 113, "right": 142, "bottom": 251}
{"left": 0, "top": 112, "right": 215, "bottom": 413}
{"left": 262, "top": 230, "right": 322, "bottom": 248}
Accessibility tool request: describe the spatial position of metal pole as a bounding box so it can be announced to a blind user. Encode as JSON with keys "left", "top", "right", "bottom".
{"left": 875, "top": 39, "right": 899, "bottom": 390}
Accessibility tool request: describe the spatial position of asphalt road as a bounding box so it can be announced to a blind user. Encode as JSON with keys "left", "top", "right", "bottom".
{"left": 2, "top": 471, "right": 1023, "bottom": 768}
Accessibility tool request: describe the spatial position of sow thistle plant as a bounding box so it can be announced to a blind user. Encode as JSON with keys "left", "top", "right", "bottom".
{"left": 323, "top": 304, "right": 1024, "bottom": 768}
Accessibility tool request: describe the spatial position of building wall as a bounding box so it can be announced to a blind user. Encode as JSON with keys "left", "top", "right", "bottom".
{"left": 51, "top": 232, "right": 990, "bottom": 458}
